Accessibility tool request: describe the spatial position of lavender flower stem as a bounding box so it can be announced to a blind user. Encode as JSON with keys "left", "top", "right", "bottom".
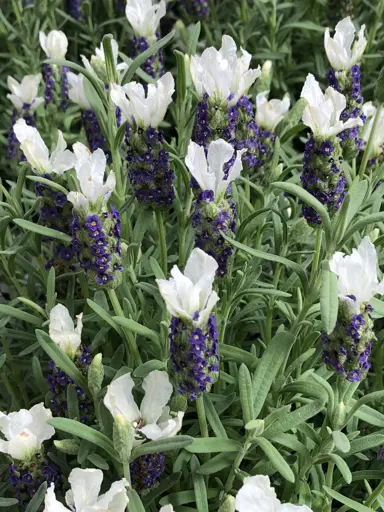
{"left": 155, "top": 210, "right": 167, "bottom": 274}
{"left": 359, "top": 103, "right": 383, "bottom": 179}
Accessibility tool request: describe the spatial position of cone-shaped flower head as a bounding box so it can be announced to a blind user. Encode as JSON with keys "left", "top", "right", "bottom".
{"left": 7, "top": 74, "right": 43, "bottom": 112}
{"left": 67, "top": 143, "right": 116, "bottom": 210}
{"left": 44, "top": 468, "right": 128, "bottom": 512}
{"left": 126, "top": 0, "right": 166, "bottom": 38}
{"left": 330, "top": 237, "right": 384, "bottom": 312}
{"left": 67, "top": 72, "right": 91, "bottom": 110}
{"left": 256, "top": 91, "right": 290, "bottom": 131}
{"left": 39, "top": 30, "right": 68, "bottom": 60}
{"left": 0, "top": 404, "right": 55, "bottom": 461}
{"left": 362, "top": 102, "right": 384, "bottom": 158}
{"left": 14, "top": 119, "right": 76, "bottom": 175}
{"left": 236, "top": 476, "right": 312, "bottom": 512}
{"left": 104, "top": 371, "right": 183, "bottom": 441}
{"left": 301, "top": 73, "right": 363, "bottom": 139}
{"left": 157, "top": 248, "right": 219, "bottom": 328}
{"left": 324, "top": 16, "right": 367, "bottom": 72}
{"left": 190, "top": 35, "right": 261, "bottom": 105}
{"left": 49, "top": 304, "right": 83, "bottom": 359}
{"left": 186, "top": 139, "right": 244, "bottom": 201}
{"left": 110, "top": 72, "right": 175, "bottom": 128}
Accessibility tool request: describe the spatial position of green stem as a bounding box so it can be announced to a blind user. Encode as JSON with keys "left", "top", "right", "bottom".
{"left": 310, "top": 228, "right": 322, "bottom": 286}
{"left": 15, "top": 167, "right": 28, "bottom": 207}
{"left": 365, "top": 479, "right": 384, "bottom": 507}
{"left": 108, "top": 289, "right": 142, "bottom": 367}
{"left": 358, "top": 103, "right": 383, "bottom": 180}
{"left": 223, "top": 441, "right": 250, "bottom": 495}
{"left": 196, "top": 395, "right": 209, "bottom": 438}
{"left": 155, "top": 210, "right": 168, "bottom": 275}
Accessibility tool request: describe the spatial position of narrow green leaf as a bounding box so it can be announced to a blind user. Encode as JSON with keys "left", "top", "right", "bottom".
{"left": 67, "top": 384, "right": 80, "bottom": 420}
{"left": 220, "top": 344, "right": 258, "bottom": 368}
{"left": 127, "top": 489, "right": 145, "bottom": 512}
{"left": 113, "top": 317, "right": 159, "bottom": 342}
{"left": 0, "top": 304, "right": 42, "bottom": 326}
{"left": 347, "top": 434, "right": 384, "bottom": 455}
{"left": 131, "top": 436, "right": 194, "bottom": 459}
{"left": 256, "top": 437, "right": 295, "bottom": 482}
{"left": 25, "top": 482, "right": 47, "bottom": 512}
{"left": 323, "top": 486, "right": 374, "bottom": 512}
{"left": 0, "top": 498, "right": 19, "bottom": 507}
{"left": 133, "top": 360, "right": 166, "bottom": 378}
{"left": 185, "top": 438, "right": 241, "bottom": 453}
{"left": 332, "top": 431, "right": 351, "bottom": 453}
{"left": 197, "top": 452, "right": 234, "bottom": 475}
{"left": 239, "top": 364, "right": 254, "bottom": 424}
{"left": 87, "top": 453, "right": 109, "bottom": 470}
{"left": 142, "top": 473, "right": 182, "bottom": 507}
{"left": 318, "top": 453, "right": 352, "bottom": 484}
{"left": 26, "top": 176, "right": 68, "bottom": 195}
{"left": 204, "top": 395, "right": 228, "bottom": 439}
{"left": 320, "top": 261, "right": 338, "bottom": 334}
{"left": 191, "top": 455, "right": 209, "bottom": 512}
{"left": 13, "top": 219, "right": 72, "bottom": 243}
{"left": 32, "top": 356, "right": 49, "bottom": 394}
{"left": 86, "top": 299, "right": 124, "bottom": 337}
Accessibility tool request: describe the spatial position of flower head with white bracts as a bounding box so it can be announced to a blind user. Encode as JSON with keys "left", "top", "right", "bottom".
{"left": 110, "top": 72, "right": 175, "bottom": 128}
{"left": 324, "top": 16, "right": 367, "bottom": 72}
{"left": 126, "top": 0, "right": 166, "bottom": 38}
{"left": 44, "top": 468, "right": 128, "bottom": 512}
{"left": 235, "top": 475, "right": 312, "bottom": 512}
{"left": 330, "top": 237, "right": 384, "bottom": 312}
{"left": 157, "top": 248, "right": 219, "bottom": 328}
{"left": 185, "top": 139, "right": 245, "bottom": 201}
{"left": 300, "top": 73, "right": 363, "bottom": 139}
{"left": 0, "top": 403, "right": 55, "bottom": 461}
{"left": 14, "top": 119, "right": 76, "bottom": 175}
{"left": 104, "top": 370, "right": 183, "bottom": 441}
{"left": 67, "top": 143, "right": 116, "bottom": 210}
{"left": 49, "top": 304, "right": 83, "bottom": 359}
{"left": 7, "top": 74, "right": 44, "bottom": 112}
{"left": 67, "top": 72, "right": 92, "bottom": 110}
{"left": 361, "top": 102, "right": 384, "bottom": 157}
{"left": 256, "top": 91, "right": 290, "bottom": 132}
{"left": 81, "top": 38, "right": 127, "bottom": 81}
{"left": 190, "top": 35, "right": 261, "bottom": 106}
{"left": 39, "top": 30, "right": 68, "bottom": 60}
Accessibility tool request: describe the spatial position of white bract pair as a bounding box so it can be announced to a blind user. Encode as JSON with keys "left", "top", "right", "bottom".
{"left": 14, "top": 119, "right": 76, "bottom": 175}
{"left": 236, "top": 475, "right": 312, "bottom": 512}
{"left": 324, "top": 16, "right": 367, "bottom": 72}
{"left": 110, "top": 72, "right": 175, "bottom": 128}
{"left": 7, "top": 75, "right": 43, "bottom": 112}
{"left": 104, "top": 370, "right": 183, "bottom": 441}
{"left": 39, "top": 30, "right": 68, "bottom": 60}
{"left": 330, "top": 237, "right": 384, "bottom": 312}
{"left": 44, "top": 468, "right": 128, "bottom": 512}
{"left": 300, "top": 73, "right": 363, "bottom": 139}
{"left": 157, "top": 248, "right": 219, "bottom": 328}
{"left": 49, "top": 304, "right": 83, "bottom": 359}
{"left": 362, "top": 102, "right": 384, "bottom": 158}
{"left": 126, "top": 0, "right": 166, "bottom": 39}
{"left": 256, "top": 91, "right": 290, "bottom": 132}
{"left": 67, "top": 72, "right": 92, "bottom": 110}
{"left": 0, "top": 404, "right": 54, "bottom": 461}
{"left": 185, "top": 139, "right": 244, "bottom": 202}
{"left": 67, "top": 144, "right": 116, "bottom": 210}
{"left": 190, "top": 35, "right": 261, "bottom": 105}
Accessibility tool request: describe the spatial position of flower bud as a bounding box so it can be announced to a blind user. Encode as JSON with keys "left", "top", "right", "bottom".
{"left": 218, "top": 495, "right": 236, "bottom": 512}
{"left": 54, "top": 439, "right": 80, "bottom": 455}
{"left": 245, "top": 419, "right": 265, "bottom": 437}
{"left": 113, "top": 415, "right": 134, "bottom": 463}
{"left": 88, "top": 353, "right": 104, "bottom": 397}
{"left": 170, "top": 394, "right": 188, "bottom": 413}
{"left": 370, "top": 228, "right": 380, "bottom": 243}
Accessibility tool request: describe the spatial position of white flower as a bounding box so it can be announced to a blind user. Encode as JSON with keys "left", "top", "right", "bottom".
{"left": 235, "top": 476, "right": 312, "bottom": 512}
{"left": 185, "top": 139, "right": 244, "bottom": 201}
{"left": 67, "top": 72, "right": 91, "bottom": 110}
{"left": 126, "top": 0, "right": 166, "bottom": 38}
{"left": 330, "top": 237, "right": 384, "bottom": 311}
{"left": 44, "top": 468, "right": 128, "bottom": 512}
{"left": 67, "top": 143, "right": 116, "bottom": 209}
{"left": 13, "top": 119, "right": 76, "bottom": 175}
{"left": 190, "top": 35, "right": 261, "bottom": 105}
{"left": 7, "top": 74, "right": 43, "bottom": 112}
{"left": 361, "top": 102, "right": 384, "bottom": 157}
{"left": 81, "top": 38, "right": 127, "bottom": 80}
{"left": 156, "top": 248, "right": 219, "bottom": 327}
{"left": 300, "top": 73, "right": 363, "bottom": 138}
{"left": 0, "top": 404, "right": 55, "bottom": 461}
{"left": 49, "top": 304, "right": 83, "bottom": 359}
{"left": 256, "top": 91, "right": 290, "bottom": 131}
{"left": 104, "top": 370, "right": 183, "bottom": 441}
{"left": 110, "top": 72, "right": 174, "bottom": 128}
{"left": 324, "top": 16, "right": 367, "bottom": 72}
{"left": 39, "top": 30, "right": 68, "bottom": 60}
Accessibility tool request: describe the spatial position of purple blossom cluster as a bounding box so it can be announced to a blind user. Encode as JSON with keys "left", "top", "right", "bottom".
{"left": 9, "top": 455, "right": 61, "bottom": 509}
{"left": 42, "top": 64, "right": 69, "bottom": 111}
{"left": 301, "top": 136, "right": 346, "bottom": 226}
{"left": 322, "top": 303, "right": 375, "bottom": 382}
{"left": 66, "top": 0, "right": 84, "bottom": 20}
{"left": 81, "top": 110, "right": 110, "bottom": 155}
{"left": 181, "top": 0, "right": 209, "bottom": 18}
{"left": 71, "top": 208, "right": 123, "bottom": 288}
{"left": 130, "top": 452, "right": 166, "bottom": 494}
{"left": 327, "top": 65, "right": 365, "bottom": 155}
{"left": 8, "top": 105, "right": 36, "bottom": 160}
{"left": 192, "top": 192, "right": 237, "bottom": 277}
{"left": 131, "top": 35, "right": 164, "bottom": 79}
{"left": 169, "top": 315, "right": 219, "bottom": 401}
{"left": 48, "top": 346, "right": 93, "bottom": 424}
{"left": 125, "top": 127, "right": 175, "bottom": 209}
{"left": 34, "top": 174, "right": 76, "bottom": 271}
